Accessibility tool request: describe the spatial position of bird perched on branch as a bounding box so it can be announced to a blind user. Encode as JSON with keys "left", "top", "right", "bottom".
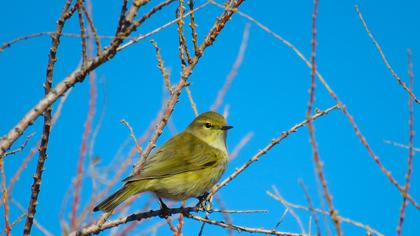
{"left": 94, "top": 111, "right": 233, "bottom": 212}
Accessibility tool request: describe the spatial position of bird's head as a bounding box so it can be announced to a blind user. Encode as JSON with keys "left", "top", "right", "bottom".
{"left": 186, "top": 111, "right": 233, "bottom": 151}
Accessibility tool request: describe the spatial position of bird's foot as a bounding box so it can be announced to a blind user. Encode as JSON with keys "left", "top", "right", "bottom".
{"left": 158, "top": 198, "right": 170, "bottom": 218}
{"left": 195, "top": 192, "right": 210, "bottom": 210}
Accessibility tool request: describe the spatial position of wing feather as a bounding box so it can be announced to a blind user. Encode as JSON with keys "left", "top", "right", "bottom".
{"left": 124, "top": 132, "right": 225, "bottom": 182}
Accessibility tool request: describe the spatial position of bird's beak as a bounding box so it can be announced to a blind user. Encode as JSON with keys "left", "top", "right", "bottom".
{"left": 221, "top": 125, "right": 233, "bottom": 130}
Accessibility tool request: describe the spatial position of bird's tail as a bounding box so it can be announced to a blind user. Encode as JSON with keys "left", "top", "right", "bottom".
{"left": 93, "top": 182, "right": 146, "bottom": 212}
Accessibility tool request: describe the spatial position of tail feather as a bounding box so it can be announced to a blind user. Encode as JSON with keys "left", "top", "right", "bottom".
{"left": 93, "top": 182, "right": 145, "bottom": 212}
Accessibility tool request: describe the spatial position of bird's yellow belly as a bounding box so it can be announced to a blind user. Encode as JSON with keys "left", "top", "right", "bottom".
{"left": 152, "top": 164, "right": 226, "bottom": 200}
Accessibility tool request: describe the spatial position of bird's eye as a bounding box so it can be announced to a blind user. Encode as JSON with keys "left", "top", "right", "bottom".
{"left": 204, "top": 122, "right": 212, "bottom": 128}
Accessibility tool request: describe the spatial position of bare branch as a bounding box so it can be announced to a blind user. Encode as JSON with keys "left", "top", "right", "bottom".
{"left": 81, "top": 2, "right": 103, "bottom": 56}
{"left": 70, "top": 67, "right": 97, "bottom": 231}
{"left": 72, "top": 207, "right": 200, "bottom": 235}
{"left": 186, "top": 213, "right": 303, "bottom": 236}
{"left": 77, "top": 0, "right": 88, "bottom": 64}
{"left": 1, "top": 158, "right": 10, "bottom": 235}
{"left": 115, "top": 0, "right": 129, "bottom": 35}
{"left": 229, "top": 132, "right": 253, "bottom": 160}
{"left": 355, "top": 5, "right": 420, "bottom": 104}
{"left": 396, "top": 49, "right": 415, "bottom": 236}
{"left": 185, "top": 86, "right": 199, "bottom": 117}
{"left": 151, "top": 40, "right": 172, "bottom": 94}
{"left": 272, "top": 208, "right": 289, "bottom": 231}
{"left": 3, "top": 133, "right": 35, "bottom": 157}
{"left": 23, "top": 0, "right": 75, "bottom": 234}
{"left": 306, "top": 1, "right": 342, "bottom": 234}
{"left": 384, "top": 140, "right": 420, "bottom": 153}
{"left": 175, "top": 201, "right": 186, "bottom": 235}
{"left": 214, "top": 195, "right": 234, "bottom": 236}
{"left": 271, "top": 186, "right": 306, "bottom": 234}
{"left": 176, "top": 0, "right": 189, "bottom": 68}
{"left": 121, "top": 119, "right": 143, "bottom": 157}
{"left": 72, "top": 205, "right": 294, "bottom": 236}
{"left": 298, "top": 180, "right": 321, "bottom": 236}
{"left": 11, "top": 198, "right": 53, "bottom": 236}
{"left": 188, "top": 0, "right": 200, "bottom": 56}
{"left": 165, "top": 216, "right": 178, "bottom": 234}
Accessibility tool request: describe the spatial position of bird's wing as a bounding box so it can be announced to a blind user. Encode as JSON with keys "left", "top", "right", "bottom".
{"left": 123, "top": 132, "right": 225, "bottom": 182}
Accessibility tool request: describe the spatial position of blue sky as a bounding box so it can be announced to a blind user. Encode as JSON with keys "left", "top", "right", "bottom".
{"left": 1, "top": 0, "right": 419, "bottom": 235}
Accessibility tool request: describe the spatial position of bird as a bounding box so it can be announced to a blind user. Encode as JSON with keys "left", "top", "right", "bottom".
{"left": 93, "top": 111, "right": 233, "bottom": 212}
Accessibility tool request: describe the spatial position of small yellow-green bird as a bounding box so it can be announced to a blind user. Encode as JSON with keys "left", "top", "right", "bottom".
{"left": 93, "top": 111, "right": 233, "bottom": 212}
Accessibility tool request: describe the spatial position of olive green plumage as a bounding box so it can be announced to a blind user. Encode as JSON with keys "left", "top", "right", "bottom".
{"left": 94, "top": 111, "right": 233, "bottom": 212}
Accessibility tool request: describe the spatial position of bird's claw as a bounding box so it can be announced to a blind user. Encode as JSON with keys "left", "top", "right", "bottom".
{"left": 195, "top": 192, "right": 210, "bottom": 209}
{"left": 158, "top": 198, "right": 170, "bottom": 218}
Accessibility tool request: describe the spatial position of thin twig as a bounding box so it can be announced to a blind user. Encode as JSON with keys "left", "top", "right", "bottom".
{"left": 307, "top": 0, "right": 342, "bottom": 234}
{"left": 223, "top": 104, "right": 230, "bottom": 118}
{"left": 6, "top": 147, "right": 36, "bottom": 198}
{"left": 188, "top": 0, "right": 200, "bottom": 55}
{"left": 396, "top": 49, "right": 415, "bottom": 236}
{"left": 198, "top": 197, "right": 213, "bottom": 236}
{"left": 77, "top": 0, "right": 88, "bottom": 64}
{"left": 3, "top": 133, "right": 35, "bottom": 157}
{"left": 165, "top": 216, "right": 178, "bottom": 235}
{"left": 185, "top": 86, "right": 199, "bottom": 116}
{"left": 121, "top": 119, "right": 143, "bottom": 157}
{"left": 136, "top": 220, "right": 166, "bottom": 235}
{"left": 176, "top": 0, "right": 189, "bottom": 68}
{"left": 0, "top": 158, "right": 10, "bottom": 235}
{"left": 81, "top": 2, "right": 103, "bottom": 56}
{"left": 78, "top": 108, "right": 163, "bottom": 223}
{"left": 115, "top": 0, "right": 128, "bottom": 35}
{"left": 176, "top": 201, "right": 186, "bottom": 235}
{"left": 207, "top": 208, "right": 268, "bottom": 214}
{"left": 11, "top": 198, "right": 53, "bottom": 236}
{"left": 272, "top": 186, "right": 306, "bottom": 234}
{"left": 151, "top": 40, "right": 172, "bottom": 94}
{"left": 88, "top": 77, "right": 107, "bottom": 163}
{"left": 298, "top": 180, "right": 321, "bottom": 236}
{"left": 115, "top": 221, "right": 141, "bottom": 236}
{"left": 9, "top": 213, "right": 26, "bottom": 231}
{"left": 214, "top": 195, "right": 234, "bottom": 236}
{"left": 0, "top": 32, "right": 53, "bottom": 52}
{"left": 383, "top": 140, "right": 420, "bottom": 153}
{"left": 267, "top": 191, "right": 384, "bottom": 236}
{"left": 229, "top": 132, "right": 253, "bottom": 160}
{"left": 186, "top": 213, "right": 303, "bottom": 236}
{"left": 211, "top": 23, "right": 250, "bottom": 111}
{"left": 272, "top": 208, "right": 289, "bottom": 230}
{"left": 70, "top": 62, "right": 97, "bottom": 230}
{"left": 78, "top": 151, "right": 134, "bottom": 223}
{"left": 355, "top": 5, "right": 420, "bottom": 104}
{"left": 118, "top": 0, "right": 205, "bottom": 51}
